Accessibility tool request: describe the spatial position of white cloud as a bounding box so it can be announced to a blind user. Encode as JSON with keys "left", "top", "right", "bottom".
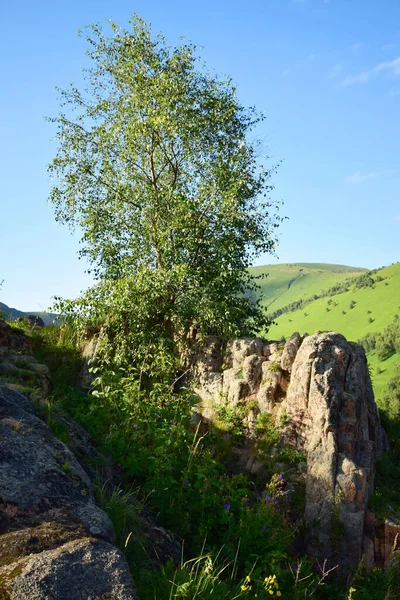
{"left": 341, "top": 57, "right": 400, "bottom": 85}
{"left": 352, "top": 42, "right": 362, "bottom": 51}
{"left": 383, "top": 43, "right": 396, "bottom": 51}
{"left": 395, "top": 215, "right": 400, "bottom": 222}
{"left": 344, "top": 172, "right": 377, "bottom": 184}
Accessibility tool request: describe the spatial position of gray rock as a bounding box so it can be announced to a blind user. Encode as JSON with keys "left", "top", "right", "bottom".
{"left": 280, "top": 332, "right": 303, "bottom": 373}
{"left": 281, "top": 332, "right": 387, "bottom": 573}
{"left": 0, "top": 319, "right": 32, "bottom": 354}
{"left": 16, "top": 315, "right": 45, "bottom": 328}
{"left": 225, "top": 337, "right": 266, "bottom": 369}
{"left": 0, "top": 385, "right": 114, "bottom": 543}
{"left": 0, "top": 538, "right": 138, "bottom": 599}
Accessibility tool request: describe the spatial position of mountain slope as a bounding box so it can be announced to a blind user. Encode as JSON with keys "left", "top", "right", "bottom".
{"left": 250, "top": 263, "right": 367, "bottom": 314}
{"left": 265, "top": 262, "right": 400, "bottom": 399}
{"left": 268, "top": 262, "right": 400, "bottom": 341}
{"left": 0, "top": 302, "right": 58, "bottom": 326}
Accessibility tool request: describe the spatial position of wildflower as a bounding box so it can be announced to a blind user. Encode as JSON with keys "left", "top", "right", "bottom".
{"left": 265, "top": 495, "right": 271, "bottom": 501}
{"left": 278, "top": 473, "right": 283, "bottom": 480}
{"left": 224, "top": 502, "right": 230, "bottom": 510}
{"left": 133, "top": 423, "right": 140, "bottom": 430}
{"left": 245, "top": 576, "right": 251, "bottom": 583}
{"left": 277, "top": 592, "right": 282, "bottom": 597}
{"left": 240, "top": 584, "right": 249, "bottom": 591}
{"left": 263, "top": 525, "right": 267, "bottom": 531}
{"left": 183, "top": 478, "right": 189, "bottom": 485}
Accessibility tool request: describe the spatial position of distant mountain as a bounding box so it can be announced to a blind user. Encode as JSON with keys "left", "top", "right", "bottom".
{"left": 0, "top": 302, "right": 59, "bottom": 326}
{"left": 0, "top": 302, "right": 26, "bottom": 321}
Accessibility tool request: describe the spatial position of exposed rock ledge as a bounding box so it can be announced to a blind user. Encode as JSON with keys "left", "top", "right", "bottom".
{"left": 0, "top": 384, "right": 139, "bottom": 599}
{"left": 192, "top": 331, "right": 388, "bottom": 574}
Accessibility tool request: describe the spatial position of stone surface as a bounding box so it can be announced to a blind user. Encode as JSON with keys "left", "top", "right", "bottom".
{"left": 0, "top": 384, "right": 140, "bottom": 598}
{"left": 16, "top": 314, "right": 45, "bottom": 328}
{"left": 0, "top": 538, "right": 138, "bottom": 599}
{"left": 0, "top": 319, "right": 32, "bottom": 353}
{"left": 280, "top": 332, "right": 303, "bottom": 373}
{"left": 0, "top": 385, "right": 114, "bottom": 542}
{"left": 190, "top": 331, "right": 387, "bottom": 575}
{"left": 281, "top": 331, "right": 387, "bottom": 573}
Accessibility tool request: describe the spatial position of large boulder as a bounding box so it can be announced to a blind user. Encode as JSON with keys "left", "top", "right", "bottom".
{"left": 0, "top": 385, "right": 139, "bottom": 599}
{"left": 281, "top": 332, "right": 387, "bottom": 573}
{"left": 16, "top": 314, "right": 45, "bottom": 328}
{"left": 0, "top": 319, "right": 32, "bottom": 354}
{"left": 0, "top": 538, "right": 137, "bottom": 600}
{"left": 191, "top": 330, "right": 388, "bottom": 575}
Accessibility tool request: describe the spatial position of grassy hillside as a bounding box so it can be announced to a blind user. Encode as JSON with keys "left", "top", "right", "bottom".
{"left": 268, "top": 262, "right": 400, "bottom": 341}
{"left": 265, "top": 262, "right": 400, "bottom": 399}
{"left": 250, "top": 263, "right": 367, "bottom": 313}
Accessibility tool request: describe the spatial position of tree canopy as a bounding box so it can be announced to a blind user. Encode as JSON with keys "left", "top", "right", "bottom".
{"left": 49, "top": 15, "right": 282, "bottom": 375}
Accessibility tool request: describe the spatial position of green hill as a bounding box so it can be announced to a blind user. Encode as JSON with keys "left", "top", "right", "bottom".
{"left": 262, "top": 262, "right": 400, "bottom": 399}
{"left": 250, "top": 262, "right": 367, "bottom": 313}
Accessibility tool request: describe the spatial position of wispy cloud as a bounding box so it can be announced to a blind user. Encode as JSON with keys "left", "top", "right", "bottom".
{"left": 394, "top": 215, "right": 400, "bottom": 223}
{"left": 383, "top": 43, "right": 396, "bottom": 51}
{"left": 341, "top": 57, "right": 400, "bottom": 85}
{"left": 344, "top": 172, "right": 377, "bottom": 184}
{"left": 352, "top": 42, "right": 362, "bottom": 51}
{"left": 329, "top": 64, "right": 342, "bottom": 77}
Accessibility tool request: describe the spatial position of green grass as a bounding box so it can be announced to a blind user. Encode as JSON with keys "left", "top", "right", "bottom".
{"left": 368, "top": 351, "right": 400, "bottom": 400}
{"left": 266, "top": 263, "right": 400, "bottom": 341}
{"left": 250, "top": 263, "right": 367, "bottom": 313}
{"left": 251, "top": 262, "right": 400, "bottom": 398}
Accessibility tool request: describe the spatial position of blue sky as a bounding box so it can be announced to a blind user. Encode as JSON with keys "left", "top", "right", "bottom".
{"left": 1, "top": 0, "right": 399, "bottom": 311}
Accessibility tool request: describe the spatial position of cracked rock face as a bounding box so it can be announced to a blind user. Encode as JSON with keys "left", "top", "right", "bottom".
{"left": 191, "top": 331, "right": 387, "bottom": 574}
{"left": 0, "top": 538, "right": 138, "bottom": 600}
{"left": 281, "top": 332, "right": 387, "bottom": 572}
{"left": 0, "top": 385, "right": 139, "bottom": 599}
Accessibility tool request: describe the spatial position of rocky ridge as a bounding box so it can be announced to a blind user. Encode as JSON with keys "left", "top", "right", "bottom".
{"left": 192, "top": 331, "right": 390, "bottom": 573}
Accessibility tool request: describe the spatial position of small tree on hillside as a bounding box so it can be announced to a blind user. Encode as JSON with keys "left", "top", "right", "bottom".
{"left": 48, "top": 16, "right": 282, "bottom": 378}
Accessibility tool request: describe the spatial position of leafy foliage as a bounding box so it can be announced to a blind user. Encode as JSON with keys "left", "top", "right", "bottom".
{"left": 48, "top": 14, "right": 282, "bottom": 379}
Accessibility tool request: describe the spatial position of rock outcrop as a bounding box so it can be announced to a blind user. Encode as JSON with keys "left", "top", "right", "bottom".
{"left": 16, "top": 314, "right": 45, "bottom": 328}
{"left": 0, "top": 384, "right": 139, "bottom": 599}
{"left": 192, "top": 330, "right": 388, "bottom": 574}
{"left": 281, "top": 332, "right": 387, "bottom": 572}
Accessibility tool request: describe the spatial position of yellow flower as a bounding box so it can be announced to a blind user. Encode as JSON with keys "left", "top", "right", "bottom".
{"left": 240, "top": 584, "right": 248, "bottom": 591}
{"left": 274, "top": 582, "right": 279, "bottom": 589}
{"left": 277, "top": 592, "right": 282, "bottom": 597}
{"left": 269, "top": 592, "right": 274, "bottom": 596}
{"left": 245, "top": 576, "right": 251, "bottom": 583}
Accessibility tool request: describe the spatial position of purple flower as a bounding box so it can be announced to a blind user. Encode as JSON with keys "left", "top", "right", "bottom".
{"left": 265, "top": 495, "right": 271, "bottom": 502}
{"left": 224, "top": 503, "right": 231, "bottom": 510}
{"left": 183, "top": 478, "right": 189, "bottom": 485}
{"left": 278, "top": 474, "right": 283, "bottom": 481}
{"left": 133, "top": 424, "right": 140, "bottom": 430}
{"left": 263, "top": 525, "right": 267, "bottom": 531}
{"left": 273, "top": 498, "right": 279, "bottom": 504}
